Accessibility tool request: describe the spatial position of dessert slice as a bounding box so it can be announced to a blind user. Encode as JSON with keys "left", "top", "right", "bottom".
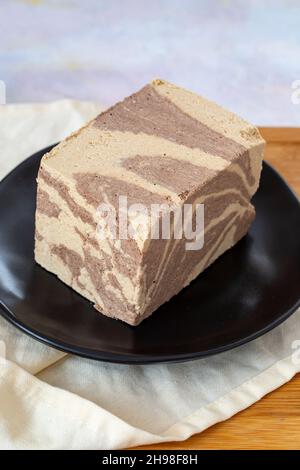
{"left": 35, "top": 79, "right": 265, "bottom": 325}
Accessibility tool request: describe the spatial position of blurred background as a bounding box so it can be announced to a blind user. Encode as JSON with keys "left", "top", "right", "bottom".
{"left": 1, "top": 0, "right": 299, "bottom": 125}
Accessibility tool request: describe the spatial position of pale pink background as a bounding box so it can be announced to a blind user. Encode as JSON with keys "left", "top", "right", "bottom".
{"left": 1, "top": 0, "right": 300, "bottom": 125}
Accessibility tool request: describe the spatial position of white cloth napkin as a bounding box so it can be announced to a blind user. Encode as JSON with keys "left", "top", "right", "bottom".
{"left": 0, "top": 101, "right": 299, "bottom": 450}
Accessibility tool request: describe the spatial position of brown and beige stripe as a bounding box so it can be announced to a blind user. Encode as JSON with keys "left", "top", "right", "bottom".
{"left": 34, "top": 79, "right": 264, "bottom": 325}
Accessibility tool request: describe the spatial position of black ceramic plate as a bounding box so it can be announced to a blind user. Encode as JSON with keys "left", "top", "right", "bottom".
{"left": 0, "top": 145, "right": 300, "bottom": 364}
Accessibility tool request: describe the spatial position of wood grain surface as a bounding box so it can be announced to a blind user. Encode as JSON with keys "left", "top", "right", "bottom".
{"left": 135, "top": 128, "right": 300, "bottom": 450}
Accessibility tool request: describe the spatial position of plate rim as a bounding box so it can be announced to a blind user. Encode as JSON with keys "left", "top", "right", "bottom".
{"left": 0, "top": 146, "right": 300, "bottom": 364}
{"left": 1, "top": 297, "right": 300, "bottom": 364}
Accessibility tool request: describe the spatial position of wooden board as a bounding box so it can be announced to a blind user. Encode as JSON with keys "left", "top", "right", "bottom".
{"left": 135, "top": 128, "right": 300, "bottom": 450}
